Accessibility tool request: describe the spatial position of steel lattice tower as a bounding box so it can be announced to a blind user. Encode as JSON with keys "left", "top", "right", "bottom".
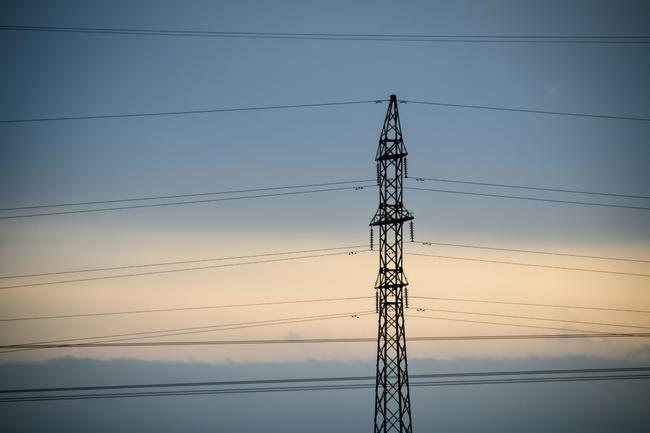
{"left": 370, "top": 95, "right": 414, "bottom": 433}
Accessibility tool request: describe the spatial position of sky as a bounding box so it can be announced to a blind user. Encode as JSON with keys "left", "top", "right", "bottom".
{"left": 1, "top": 0, "right": 649, "bottom": 431}
{"left": 1, "top": 355, "right": 649, "bottom": 433}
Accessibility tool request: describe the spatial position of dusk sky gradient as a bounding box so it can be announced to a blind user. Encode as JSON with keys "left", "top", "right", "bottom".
{"left": 1, "top": 1, "right": 649, "bottom": 432}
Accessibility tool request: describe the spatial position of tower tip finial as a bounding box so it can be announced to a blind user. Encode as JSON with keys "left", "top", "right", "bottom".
{"left": 389, "top": 94, "right": 397, "bottom": 101}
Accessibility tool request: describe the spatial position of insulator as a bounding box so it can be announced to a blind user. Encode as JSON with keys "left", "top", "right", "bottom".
{"left": 376, "top": 164, "right": 381, "bottom": 185}
{"left": 409, "top": 220, "right": 414, "bottom": 242}
{"left": 375, "top": 290, "right": 379, "bottom": 313}
{"left": 404, "top": 158, "right": 408, "bottom": 178}
{"left": 370, "top": 227, "right": 374, "bottom": 251}
{"left": 405, "top": 286, "right": 409, "bottom": 308}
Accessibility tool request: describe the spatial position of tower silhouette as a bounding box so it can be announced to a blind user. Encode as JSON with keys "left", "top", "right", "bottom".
{"left": 370, "top": 95, "right": 414, "bottom": 433}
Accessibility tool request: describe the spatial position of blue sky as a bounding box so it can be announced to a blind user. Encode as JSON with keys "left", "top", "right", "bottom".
{"left": 1, "top": 0, "right": 650, "bottom": 431}
{"left": 2, "top": 0, "right": 649, "bottom": 244}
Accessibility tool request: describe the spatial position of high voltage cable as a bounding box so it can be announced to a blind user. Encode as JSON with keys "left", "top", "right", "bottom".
{"left": 2, "top": 292, "right": 644, "bottom": 334}
{"left": 0, "top": 185, "right": 373, "bottom": 219}
{"left": 0, "top": 179, "right": 375, "bottom": 212}
{"left": 2, "top": 374, "right": 648, "bottom": 403}
{"left": 3, "top": 367, "right": 647, "bottom": 395}
{"left": 4, "top": 311, "right": 647, "bottom": 352}
{"left": 401, "top": 99, "right": 650, "bottom": 122}
{"left": 408, "top": 177, "right": 650, "bottom": 201}
{"left": 6, "top": 313, "right": 647, "bottom": 354}
{"left": 407, "top": 314, "right": 600, "bottom": 334}
{"left": 405, "top": 187, "right": 650, "bottom": 211}
{"left": 3, "top": 332, "right": 649, "bottom": 349}
{"left": 5, "top": 308, "right": 633, "bottom": 353}
{"left": 0, "top": 249, "right": 370, "bottom": 291}
{"left": 2, "top": 235, "right": 645, "bottom": 282}
{"left": 1, "top": 94, "right": 646, "bottom": 126}
{"left": 0, "top": 244, "right": 370, "bottom": 281}
{"left": 0, "top": 99, "right": 384, "bottom": 124}
{"left": 0, "top": 95, "right": 647, "bottom": 125}
{"left": 5, "top": 246, "right": 644, "bottom": 291}
{"left": 412, "top": 295, "right": 650, "bottom": 314}
{"left": 23, "top": 312, "right": 372, "bottom": 345}
{"left": 4, "top": 375, "right": 649, "bottom": 403}
{"left": 2, "top": 287, "right": 644, "bottom": 323}
{"left": 410, "top": 306, "right": 650, "bottom": 331}
{"left": 2, "top": 176, "right": 644, "bottom": 213}
{"left": 406, "top": 252, "right": 650, "bottom": 278}
{"left": 413, "top": 240, "right": 650, "bottom": 264}
{"left": 1, "top": 25, "right": 649, "bottom": 44}
{"left": 0, "top": 311, "right": 375, "bottom": 354}
{"left": 0, "top": 295, "right": 372, "bottom": 322}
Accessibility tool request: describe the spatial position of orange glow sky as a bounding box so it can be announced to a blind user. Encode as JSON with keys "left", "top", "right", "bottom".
{"left": 2, "top": 223, "right": 649, "bottom": 363}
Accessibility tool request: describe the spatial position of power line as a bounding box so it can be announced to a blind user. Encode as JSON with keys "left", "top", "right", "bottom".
{"left": 411, "top": 295, "right": 650, "bottom": 314}
{"left": 3, "top": 332, "right": 649, "bottom": 349}
{"left": 0, "top": 244, "right": 370, "bottom": 280}
{"left": 2, "top": 374, "right": 648, "bottom": 403}
{"left": 1, "top": 287, "right": 644, "bottom": 326}
{"left": 410, "top": 306, "right": 650, "bottom": 331}
{"left": 2, "top": 238, "right": 644, "bottom": 308}
{"left": 0, "top": 249, "right": 370, "bottom": 291}
{"left": 0, "top": 310, "right": 375, "bottom": 354}
{"left": 8, "top": 308, "right": 643, "bottom": 354}
{"left": 405, "top": 186, "right": 650, "bottom": 211}
{"left": 407, "top": 314, "right": 600, "bottom": 333}
{"left": 408, "top": 177, "right": 650, "bottom": 201}
{"left": 13, "top": 311, "right": 375, "bottom": 345}
{"left": 413, "top": 240, "right": 650, "bottom": 264}
{"left": 401, "top": 99, "right": 650, "bottom": 122}
{"left": 0, "top": 179, "right": 375, "bottom": 212}
{"left": 31, "top": 309, "right": 596, "bottom": 348}
{"left": 2, "top": 25, "right": 649, "bottom": 44}
{"left": 406, "top": 252, "right": 650, "bottom": 278}
{"left": 19, "top": 235, "right": 646, "bottom": 289}
{"left": 0, "top": 184, "right": 373, "bottom": 220}
{"left": 3, "top": 366, "right": 647, "bottom": 395}
{"left": 0, "top": 295, "right": 372, "bottom": 322}
{"left": 0, "top": 99, "right": 384, "bottom": 124}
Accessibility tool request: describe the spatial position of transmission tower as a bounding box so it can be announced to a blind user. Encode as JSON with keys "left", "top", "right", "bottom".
{"left": 370, "top": 94, "right": 414, "bottom": 433}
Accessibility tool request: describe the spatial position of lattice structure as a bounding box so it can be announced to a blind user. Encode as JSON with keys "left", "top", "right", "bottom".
{"left": 370, "top": 95, "right": 414, "bottom": 433}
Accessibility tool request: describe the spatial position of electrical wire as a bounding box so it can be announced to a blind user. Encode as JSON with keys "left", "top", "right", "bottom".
{"left": 0, "top": 311, "right": 375, "bottom": 354}
{"left": 0, "top": 179, "right": 375, "bottom": 212}
{"left": 0, "top": 244, "right": 370, "bottom": 280}
{"left": 0, "top": 184, "right": 373, "bottom": 219}
{"left": 13, "top": 235, "right": 645, "bottom": 286}
{"left": 1, "top": 25, "right": 649, "bottom": 44}
{"left": 405, "top": 186, "right": 650, "bottom": 211}
{"left": 0, "top": 99, "right": 384, "bottom": 124}
{"left": 1, "top": 373, "right": 648, "bottom": 403}
{"left": 0, "top": 295, "right": 372, "bottom": 322}
{"left": 2, "top": 366, "right": 647, "bottom": 395}
{"left": 6, "top": 301, "right": 647, "bottom": 353}
{"left": 5, "top": 310, "right": 631, "bottom": 354}
{"left": 3, "top": 332, "right": 649, "bottom": 349}
{"left": 405, "top": 252, "right": 650, "bottom": 277}
{"left": 0, "top": 249, "right": 370, "bottom": 291}
{"left": 410, "top": 306, "right": 650, "bottom": 331}
{"left": 407, "top": 314, "right": 599, "bottom": 333}
{"left": 401, "top": 99, "right": 650, "bottom": 122}
{"left": 411, "top": 295, "right": 650, "bottom": 314}
{"left": 408, "top": 177, "right": 650, "bottom": 201}
{"left": 6, "top": 315, "right": 650, "bottom": 354}
{"left": 413, "top": 240, "right": 650, "bottom": 264}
